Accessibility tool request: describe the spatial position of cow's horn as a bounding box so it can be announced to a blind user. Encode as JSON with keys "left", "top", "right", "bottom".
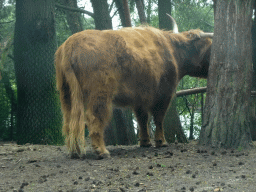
{"left": 199, "top": 32, "right": 214, "bottom": 38}
{"left": 166, "top": 13, "right": 179, "bottom": 34}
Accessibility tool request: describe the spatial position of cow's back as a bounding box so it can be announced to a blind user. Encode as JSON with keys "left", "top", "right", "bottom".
{"left": 58, "top": 27, "right": 178, "bottom": 108}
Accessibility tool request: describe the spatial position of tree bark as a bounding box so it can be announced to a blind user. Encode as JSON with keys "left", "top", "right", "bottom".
{"left": 158, "top": 0, "right": 172, "bottom": 30}
{"left": 164, "top": 98, "right": 187, "bottom": 143}
{"left": 91, "top": 0, "right": 113, "bottom": 30}
{"left": 135, "top": 0, "right": 146, "bottom": 24}
{"left": 158, "top": 2, "right": 186, "bottom": 143}
{"left": 122, "top": 0, "right": 132, "bottom": 27}
{"left": 114, "top": 0, "right": 126, "bottom": 27}
{"left": 14, "top": 0, "right": 63, "bottom": 144}
{"left": 199, "top": 0, "right": 253, "bottom": 148}
{"left": 146, "top": 0, "right": 152, "bottom": 24}
{"left": 64, "top": 0, "right": 83, "bottom": 34}
{"left": 251, "top": 1, "right": 256, "bottom": 141}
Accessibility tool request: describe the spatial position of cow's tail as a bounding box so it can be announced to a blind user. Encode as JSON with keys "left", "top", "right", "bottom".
{"left": 55, "top": 44, "right": 85, "bottom": 157}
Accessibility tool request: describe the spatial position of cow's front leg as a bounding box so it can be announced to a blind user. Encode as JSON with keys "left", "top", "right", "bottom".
{"left": 134, "top": 106, "right": 152, "bottom": 147}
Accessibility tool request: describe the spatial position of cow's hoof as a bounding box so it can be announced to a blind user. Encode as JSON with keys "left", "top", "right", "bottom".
{"left": 140, "top": 140, "right": 152, "bottom": 147}
{"left": 155, "top": 140, "right": 168, "bottom": 148}
{"left": 97, "top": 152, "right": 111, "bottom": 160}
{"left": 70, "top": 152, "right": 81, "bottom": 159}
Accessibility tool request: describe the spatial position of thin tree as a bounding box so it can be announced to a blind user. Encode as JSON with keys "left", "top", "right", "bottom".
{"left": 122, "top": 0, "right": 132, "bottom": 27}
{"left": 199, "top": 0, "right": 253, "bottom": 148}
{"left": 90, "top": 0, "right": 136, "bottom": 145}
{"left": 14, "top": 0, "right": 63, "bottom": 144}
{"left": 135, "top": 0, "right": 147, "bottom": 24}
{"left": 158, "top": 0, "right": 187, "bottom": 143}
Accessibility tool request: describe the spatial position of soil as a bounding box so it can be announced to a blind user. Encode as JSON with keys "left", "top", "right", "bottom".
{"left": 0, "top": 140, "right": 256, "bottom": 192}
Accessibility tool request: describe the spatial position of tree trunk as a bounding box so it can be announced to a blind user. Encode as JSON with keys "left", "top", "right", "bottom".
{"left": 158, "top": 1, "right": 186, "bottom": 143}
{"left": 91, "top": 0, "right": 113, "bottom": 30}
{"left": 146, "top": 0, "right": 152, "bottom": 24}
{"left": 90, "top": 0, "right": 135, "bottom": 145}
{"left": 114, "top": 0, "right": 126, "bottom": 27}
{"left": 14, "top": 0, "right": 63, "bottom": 144}
{"left": 189, "top": 104, "right": 195, "bottom": 140}
{"left": 164, "top": 98, "right": 187, "bottom": 143}
{"left": 251, "top": 2, "right": 256, "bottom": 141}
{"left": 122, "top": 0, "right": 132, "bottom": 27}
{"left": 123, "top": 109, "right": 137, "bottom": 144}
{"left": 1, "top": 70, "right": 17, "bottom": 140}
{"left": 64, "top": 0, "right": 83, "bottom": 34}
{"left": 199, "top": 0, "right": 253, "bottom": 148}
{"left": 135, "top": 0, "right": 146, "bottom": 24}
{"left": 158, "top": 0, "right": 172, "bottom": 30}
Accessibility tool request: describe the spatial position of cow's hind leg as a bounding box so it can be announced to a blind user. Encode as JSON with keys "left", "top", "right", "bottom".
{"left": 85, "top": 76, "right": 116, "bottom": 159}
{"left": 86, "top": 93, "right": 113, "bottom": 159}
{"left": 134, "top": 106, "right": 152, "bottom": 147}
{"left": 151, "top": 97, "right": 171, "bottom": 147}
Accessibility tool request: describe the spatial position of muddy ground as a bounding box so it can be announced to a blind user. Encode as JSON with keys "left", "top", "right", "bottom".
{"left": 0, "top": 140, "right": 256, "bottom": 192}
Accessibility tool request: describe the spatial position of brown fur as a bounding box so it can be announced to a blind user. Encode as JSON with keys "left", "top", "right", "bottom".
{"left": 55, "top": 26, "right": 212, "bottom": 158}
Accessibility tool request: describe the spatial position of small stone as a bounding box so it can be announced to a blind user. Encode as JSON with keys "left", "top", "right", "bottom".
{"left": 148, "top": 165, "right": 153, "bottom": 169}
{"left": 84, "top": 177, "right": 90, "bottom": 181}
{"left": 135, "top": 182, "right": 140, "bottom": 187}
{"left": 133, "top": 170, "right": 140, "bottom": 175}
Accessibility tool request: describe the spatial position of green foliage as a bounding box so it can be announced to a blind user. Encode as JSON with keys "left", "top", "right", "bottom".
{"left": 0, "top": 3, "right": 16, "bottom": 141}
{"left": 172, "top": 0, "right": 214, "bottom": 32}
{"left": 176, "top": 77, "right": 207, "bottom": 139}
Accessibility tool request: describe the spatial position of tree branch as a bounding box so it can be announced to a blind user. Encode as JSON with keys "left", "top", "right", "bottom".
{"left": 176, "top": 87, "right": 256, "bottom": 97}
{"left": 176, "top": 87, "right": 207, "bottom": 97}
{"left": 109, "top": 0, "right": 115, "bottom": 13}
{"left": 0, "top": 20, "right": 15, "bottom": 24}
{"left": 55, "top": 3, "right": 94, "bottom": 18}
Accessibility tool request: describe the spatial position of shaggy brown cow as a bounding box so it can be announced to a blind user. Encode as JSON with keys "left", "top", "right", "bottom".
{"left": 55, "top": 15, "right": 213, "bottom": 158}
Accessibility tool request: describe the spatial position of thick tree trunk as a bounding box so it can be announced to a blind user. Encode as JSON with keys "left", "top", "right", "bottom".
{"left": 64, "top": 0, "right": 83, "bottom": 34}
{"left": 251, "top": 2, "right": 256, "bottom": 141}
{"left": 158, "top": 0, "right": 172, "bottom": 30}
{"left": 91, "top": 0, "right": 113, "bottom": 30}
{"left": 14, "top": 0, "right": 63, "bottom": 144}
{"left": 199, "top": 0, "right": 253, "bottom": 148}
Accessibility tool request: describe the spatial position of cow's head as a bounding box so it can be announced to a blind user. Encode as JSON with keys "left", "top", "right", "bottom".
{"left": 167, "top": 14, "right": 213, "bottom": 79}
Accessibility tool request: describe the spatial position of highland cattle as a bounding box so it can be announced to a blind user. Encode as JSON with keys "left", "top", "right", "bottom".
{"left": 55, "top": 15, "right": 213, "bottom": 158}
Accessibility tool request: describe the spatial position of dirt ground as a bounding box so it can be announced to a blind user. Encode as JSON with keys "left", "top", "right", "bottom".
{"left": 0, "top": 140, "right": 256, "bottom": 192}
